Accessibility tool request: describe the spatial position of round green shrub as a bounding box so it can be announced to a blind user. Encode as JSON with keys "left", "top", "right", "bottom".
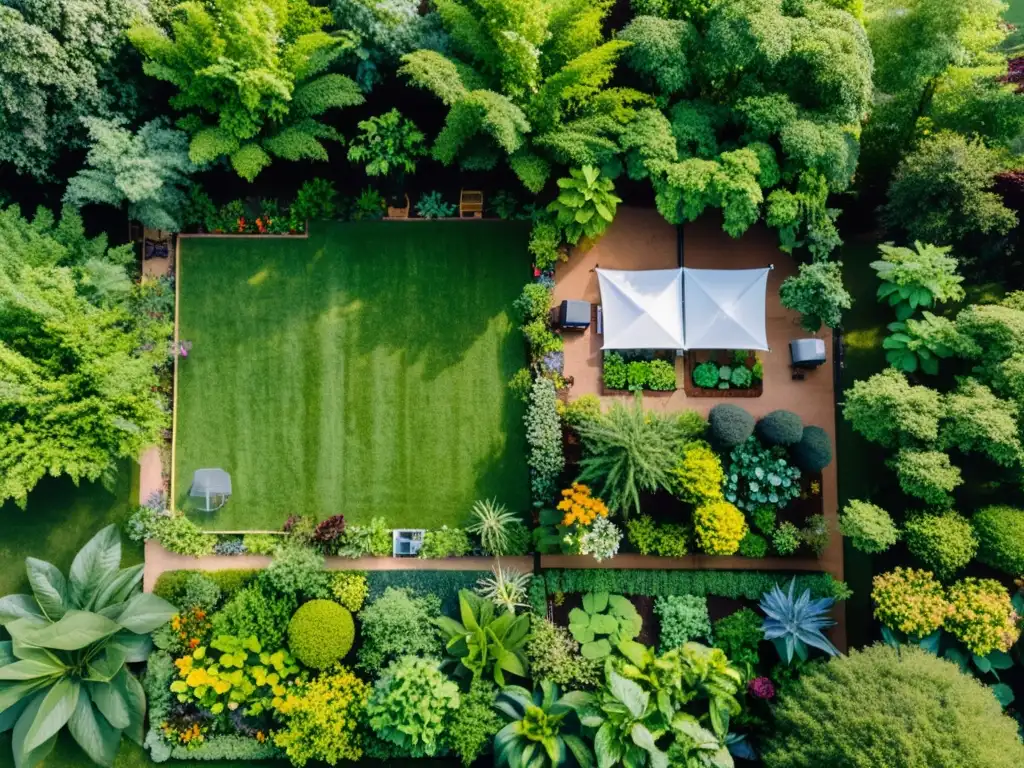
{"left": 904, "top": 512, "right": 977, "bottom": 580}
{"left": 839, "top": 500, "right": 899, "bottom": 555}
{"left": 738, "top": 531, "right": 769, "bottom": 558}
{"left": 648, "top": 359, "right": 676, "bottom": 390}
{"left": 287, "top": 599, "right": 355, "bottom": 670}
{"left": 972, "top": 505, "right": 1024, "bottom": 576}
{"left": 708, "top": 404, "right": 755, "bottom": 449}
{"left": 730, "top": 366, "right": 753, "bottom": 388}
{"left": 790, "top": 425, "right": 833, "bottom": 473}
{"left": 762, "top": 645, "right": 1024, "bottom": 768}
{"left": 756, "top": 410, "right": 804, "bottom": 447}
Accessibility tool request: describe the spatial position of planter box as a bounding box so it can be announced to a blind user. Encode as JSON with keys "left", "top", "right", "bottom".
{"left": 683, "top": 350, "right": 763, "bottom": 398}
{"left": 601, "top": 385, "right": 676, "bottom": 396}
{"left": 385, "top": 194, "right": 410, "bottom": 219}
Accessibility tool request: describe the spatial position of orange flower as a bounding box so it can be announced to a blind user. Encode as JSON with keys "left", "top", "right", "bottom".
{"left": 557, "top": 484, "right": 610, "bottom": 527}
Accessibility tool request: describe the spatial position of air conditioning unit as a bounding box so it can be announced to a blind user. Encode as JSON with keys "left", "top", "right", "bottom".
{"left": 790, "top": 338, "right": 826, "bottom": 369}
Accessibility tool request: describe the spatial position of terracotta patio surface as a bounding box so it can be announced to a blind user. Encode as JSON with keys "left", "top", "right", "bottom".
{"left": 554, "top": 207, "right": 844, "bottom": 647}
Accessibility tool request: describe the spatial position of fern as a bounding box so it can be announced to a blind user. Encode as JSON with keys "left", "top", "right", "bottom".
{"left": 189, "top": 127, "right": 240, "bottom": 166}
{"left": 291, "top": 74, "right": 364, "bottom": 117}
{"left": 510, "top": 151, "right": 551, "bottom": 194}
{"left": 399, "top": 50, "right": 471, "bottom": 105}
{"left": 229, "top": 143, "right": 272, "bottom": 182}
{"left": 263, "top": 127, "right": 331, "bottom": 162}
{"left": 433, "top": 92, "right": 529, "bottom": 166}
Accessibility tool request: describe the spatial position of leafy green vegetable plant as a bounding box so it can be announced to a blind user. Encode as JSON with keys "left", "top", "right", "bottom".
{"left": 494, "top": 681, "right": 594, "bottom": 768}
{"left": 366, "top": 656, "right": 460, "bottom": 758}
{"left": 0, "top": 525, "right": 176, "bottom": 768}
{"left": 568, "top": 592, "right": 642, "bottom": 660}
{"left": 347, "top": 109, "right": 426, "bottom": 179}
{"left": 434, "top": 590, "right": 530, "bottom": 685}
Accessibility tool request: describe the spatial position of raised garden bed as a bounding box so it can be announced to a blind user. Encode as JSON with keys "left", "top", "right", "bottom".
{"left": 602, "top": 350, "right": 678, "bottom": 394}
{"left": 685, "top": 349, "right": 763, "bottom": 397}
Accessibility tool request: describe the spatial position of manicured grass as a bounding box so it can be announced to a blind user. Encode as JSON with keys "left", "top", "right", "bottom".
{"left": 174, "top": 221, "right": 531, "bottom": 531}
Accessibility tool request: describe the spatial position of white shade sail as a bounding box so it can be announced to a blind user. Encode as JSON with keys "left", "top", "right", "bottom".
{"left": 596, "top": 268, "right": 685, "bottom": 350}
{"left": 683, "top": 266, "right": 770, "bottom": 351}
{"left": 595, "top": 266, "right": 770, "bottom": 351}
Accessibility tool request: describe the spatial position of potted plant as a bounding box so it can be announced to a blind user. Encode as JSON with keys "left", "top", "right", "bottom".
{"left": 347, "top": 108, "right": 427, "bottom": 219}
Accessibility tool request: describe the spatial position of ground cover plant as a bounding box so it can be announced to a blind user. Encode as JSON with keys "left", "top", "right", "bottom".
{"left": 174, "top": 221, "right": 530, "bottom": 529}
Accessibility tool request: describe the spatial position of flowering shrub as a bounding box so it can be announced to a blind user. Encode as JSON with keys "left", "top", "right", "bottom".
{"left": 946, "top": 578, "right": 1021, "bottom": 656}
{"left": 273, "top": 666, "right": 370, "bottom": 766}
{"left": 671, "top": 440, "right": 725, "bottom": 504}
{"left": 724, "top": 437, "right": 801, "bottom": 511}
{"left": 579, "top": 517, "right": 623, "bottom": 561}
{"left": 165, "top": 608, "right": 211, "bottom": 655}
{"left": 871, "top": 568, "right": 950, "bottom": 639}
{"left": 170, "top": 635, "right": 302, "bottom": 717}
{"left": 557, "top": 483, "right": 610, "bottom": 526}
{"left": 694, "top": 500, "right": 748, "bottom": 555}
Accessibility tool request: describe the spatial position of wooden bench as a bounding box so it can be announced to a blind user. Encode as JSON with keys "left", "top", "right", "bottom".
{"left": 459, "top": 189, "right": 484, "bottom": 218}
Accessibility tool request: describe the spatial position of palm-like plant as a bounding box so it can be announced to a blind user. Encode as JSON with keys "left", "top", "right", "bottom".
{"left": 0, "top": 525, "right": 177, "bottom": 768}
{"left": 759, "top": 578, "right": 839, "bottom": 664}
{"left": 576, "top": 397, "right": 687, "bottom": 516}
{"left": 435, "top": 590, "right": 531, "bottom": 686}
{"left": 476, "top": 565, "right": 532, "bottom": 613}
{"left": 468, "top": 498, "right": 522, "bottom": 555}
{"left": 494, "top": 681, "right": 594, "bottom": 768}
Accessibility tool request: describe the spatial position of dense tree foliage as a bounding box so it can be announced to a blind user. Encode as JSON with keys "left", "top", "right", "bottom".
{"left": 0, "top": 0, "right": 150, "bottom": 179}
{"left": 63, "top": 117, "right": 196, "bottom": 231}
{"left": 129, "top": 0, "right": 365, "bottom": 181}
{"left": 619, "top": 0, "right": 873, "bottom": 253}
{"left": 400, "top": 0, "right": 646, "bottom": 192}
{"left": 0, "top": 205, "right": 171, "bottom": 507}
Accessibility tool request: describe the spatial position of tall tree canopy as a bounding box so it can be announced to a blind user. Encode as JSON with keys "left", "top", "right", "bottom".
{"left": 0, "top": 205, "right": 171, "bottom": 507}
{"left": 860, "top": 0, "right": 1013, "bottom": 193}
{"left": 619, "top": 0, "right": 873, "bottom": 254}
{"left": 0, "top": 0, "right": 150, "bottom": 179}
{"left": 399, "top": 0, "right": 649, "bottom": 192}
{"left": 129, "top": 0, "right": 366, "bottom": 180}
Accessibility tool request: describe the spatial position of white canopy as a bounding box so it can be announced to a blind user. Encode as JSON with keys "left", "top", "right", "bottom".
{"left": 595, "top": 266, "right": 770, "bottom": 351}
{"left": 596, "top": 268, "right": 685, "bottom": 350}
{"left": 682, "top": 266, "right": 770, "bottom": 351}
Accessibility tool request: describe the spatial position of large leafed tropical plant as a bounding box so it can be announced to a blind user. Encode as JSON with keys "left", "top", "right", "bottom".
{"left": 435, "top": 590, "right": 530, "bottom": 686}
{"left": 494, "top": 681, "right": 594, "bottom": 768}
{"left": 0, "top": 525, "right": 176, "bottom": 768}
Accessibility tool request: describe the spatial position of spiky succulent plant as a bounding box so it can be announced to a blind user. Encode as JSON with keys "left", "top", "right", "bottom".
{"left": 759, "top": 578, "right": 839, "bottom": 664}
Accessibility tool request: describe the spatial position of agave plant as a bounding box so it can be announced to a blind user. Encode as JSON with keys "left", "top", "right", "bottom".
{"left": 759, "top": 578, "right": 839, "bottom": 664}
{"left": 468, "top": 498, "right": 523, "bottom": 555}
{"left": 494, "top": 681, "right": 594, "bottom": 768}
{"left": 0, "top": 525, "right": 177, "bottom": 767}
{"left": 435, "top": 590, "right": 530, "bottom": 686}
{"left": 476, "top": 565, "right": 532, "bottom": 613}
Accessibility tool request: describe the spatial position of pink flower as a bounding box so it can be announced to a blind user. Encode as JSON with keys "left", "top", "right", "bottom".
{"left": 748, "top": 677, "right": 775, "bottom": 700}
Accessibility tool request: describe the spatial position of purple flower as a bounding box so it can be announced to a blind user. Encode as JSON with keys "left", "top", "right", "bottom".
{"left": 541, "top": 350, "right": 564, "bottom": 375}
{"left": 748, "top": 677, "right": 775, "bottom": 700}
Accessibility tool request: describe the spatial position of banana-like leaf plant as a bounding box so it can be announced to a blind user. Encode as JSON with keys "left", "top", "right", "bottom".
{"left": 759, "top": 578, "right": 839, "bottom": 664}
{"left": 494, "top": 681, "right": 595, "bottom": 768}
{"left": 434, "top": 589, "right": 530, "bottom": 686}
{"left": 0, "top": 525, "right": 176, "bottom": 768}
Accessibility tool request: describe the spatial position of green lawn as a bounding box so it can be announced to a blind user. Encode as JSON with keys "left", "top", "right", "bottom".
{"left": 174, "top": 221, "right": 531, "bottom": 531}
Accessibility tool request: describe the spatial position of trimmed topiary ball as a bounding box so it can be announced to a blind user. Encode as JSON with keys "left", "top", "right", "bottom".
{"left": 708, "top": 404, "right": 755, "bottom": 450}
{"left": 756, "top": 410, "right": 804, "bottom": 447}
{"left": 762, "top": 645, "right": 1024, "bottom": 768}
{"left": 790, "top": 425, "right": 833, "bottom": 473}
{"left": 287, "top": 599, "right": 355, "bottom": 670}
{"left": 972, "top": 505, "right": 1024, "bottom": 576}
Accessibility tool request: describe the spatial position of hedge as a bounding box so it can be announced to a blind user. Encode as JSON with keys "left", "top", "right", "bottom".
{"left": 153, "top": 569, "right": 260, "bottom": 604}
{"left": 544, "top": 570, "right": 851, "bottom": 601}
{"left": 366, "top": 570, "right": 506, "bottom": 614}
